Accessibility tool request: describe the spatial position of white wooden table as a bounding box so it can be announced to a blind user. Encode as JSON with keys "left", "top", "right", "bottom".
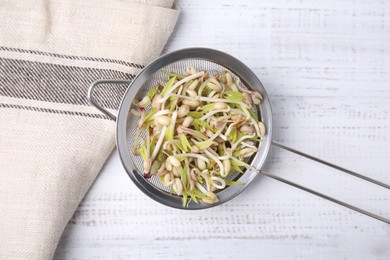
{"left": 54, "top": 0, "right": 390, "bottom": 259}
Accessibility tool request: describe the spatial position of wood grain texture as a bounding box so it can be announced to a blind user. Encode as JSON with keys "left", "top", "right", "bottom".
{"left": 54, "top": 0, "right": 390, "bottom": 259}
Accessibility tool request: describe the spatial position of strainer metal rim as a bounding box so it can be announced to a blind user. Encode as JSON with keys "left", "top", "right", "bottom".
{"left": 116, "top": 48, "right": 273, "bottom": 209}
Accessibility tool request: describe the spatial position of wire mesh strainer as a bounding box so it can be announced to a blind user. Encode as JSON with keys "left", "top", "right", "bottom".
{"left": 88, "top": 48, "right": 389, "bottom": 223}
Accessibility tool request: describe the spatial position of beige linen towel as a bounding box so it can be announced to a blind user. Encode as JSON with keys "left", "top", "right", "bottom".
{"left": 0, "top": 0, "right": 179, "bottom": 259}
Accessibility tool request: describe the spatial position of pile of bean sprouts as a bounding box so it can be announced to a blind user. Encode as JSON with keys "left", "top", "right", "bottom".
{"left": 131, "top": 66, "right": 265, "bottom": 206}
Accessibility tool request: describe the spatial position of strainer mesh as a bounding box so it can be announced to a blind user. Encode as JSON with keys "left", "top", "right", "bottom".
{"left": 125, "top": 59, "right": 261, "bottom": 194}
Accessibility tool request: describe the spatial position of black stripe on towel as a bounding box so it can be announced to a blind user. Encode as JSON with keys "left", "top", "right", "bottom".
{"left": 0, "top": 103, "right": 111, "bottom": 120}
{"left": 0, "top": 46, "right": 145, "bottom": 69}
{"left": 0, "top": 57, "right": 135, "bottom": 109}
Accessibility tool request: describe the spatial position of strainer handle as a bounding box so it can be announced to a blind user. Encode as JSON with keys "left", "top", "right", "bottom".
{"left": 261, "top": 140, "right": 390, "bottom": 224}
{"left": 88, "top": 79, "right": 131, "bottom": 121}
{"left": 271, "top": 140, "right": 389, "bottom": 189}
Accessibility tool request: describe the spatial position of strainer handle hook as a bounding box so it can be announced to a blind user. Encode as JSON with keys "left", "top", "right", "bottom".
{"left": 88, "top": 79, "right": 132, "bottom": 121}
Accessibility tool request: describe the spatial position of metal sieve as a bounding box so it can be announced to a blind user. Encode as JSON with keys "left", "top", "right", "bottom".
{"left": 88, "top": 48, "right": 389, "bottom": 224}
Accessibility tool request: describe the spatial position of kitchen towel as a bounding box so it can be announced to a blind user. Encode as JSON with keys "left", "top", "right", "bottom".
{"left": 0, "top": 0, "right": 179, "bottom": 259}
